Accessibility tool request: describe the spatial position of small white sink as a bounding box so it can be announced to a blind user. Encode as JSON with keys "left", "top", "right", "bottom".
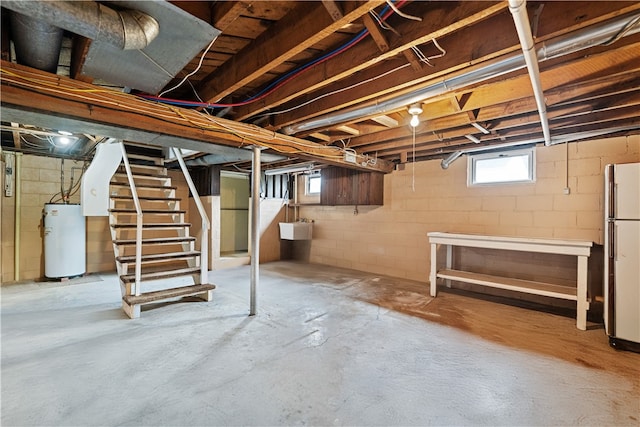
{"left": 279, "top": 222, "right": 313, "bottom": 240}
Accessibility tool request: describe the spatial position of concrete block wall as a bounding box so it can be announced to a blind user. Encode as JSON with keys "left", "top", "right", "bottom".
{"left": 1, "top": 155, "right": 86, "bottom": 282}
{"left": 297, "top": 136, "right": 639, "bottom": 284}
{"left": 0, "top": 152, "right": 190, "bottom": 283}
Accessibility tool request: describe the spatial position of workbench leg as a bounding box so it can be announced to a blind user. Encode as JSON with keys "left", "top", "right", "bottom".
{"left": 445, "top": 244, "right": 453, "bottom": 288}
{"left": 430, "top": 243, "right": 437, "bottom": 297}
{"left": 576, "top": 255, "right": 589, "bottom": 330}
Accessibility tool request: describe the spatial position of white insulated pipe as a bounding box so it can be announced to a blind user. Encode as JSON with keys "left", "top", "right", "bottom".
{"left": 509, "top": 0, "right": 552, "bottom": 146}
{"left": 250, "top": 146, "right": 261, "bottom": 316}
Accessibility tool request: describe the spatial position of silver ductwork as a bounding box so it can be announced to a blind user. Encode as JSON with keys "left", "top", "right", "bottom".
{"left": 9, "top": 12, "right": 64, "bottom": 73}
{"left": 3, "top": 1, "right": 160, "bottom": 51}
{"left": 3, "top": 1, "right": 219, "bottom": 94}
{"left": 283, "top": 11, "right": 640, "bottom": 135}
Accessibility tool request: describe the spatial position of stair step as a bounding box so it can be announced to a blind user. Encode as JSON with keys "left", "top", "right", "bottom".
{"left": 126, "top": 153, "right": 163, "bottom": 163}
{"left": 111, "top": 222, "right": 191, "bottom": 229}
{"left": 114, "top": 172, "right": 170, "bottom": 180}
{"left": 114, "top": 236, "right": 196, "bottom": 246}
{"left": 110, "top": 182, "right": 176, "bottom": 190}
{"left": 123, "top": 284, "right": 215, "bottom": 305}
{"left": 120, "top": 267, "right": 202, "bottom": 284}
{"left": 119, "top": 163, "right": 167, "bottom": 172}
{"left": 116, "top": 251, "right": 200, "bottom": 263}
{"left": 111, "top": 196, "right": 181, "bottom": 202}
{"left": 109, "top": 208, "right": 186, "bottom": 214}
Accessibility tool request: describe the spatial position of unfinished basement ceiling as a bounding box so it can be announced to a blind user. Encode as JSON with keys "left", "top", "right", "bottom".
{"left": 1, "top": 1, "right": 639, "bottom": 170}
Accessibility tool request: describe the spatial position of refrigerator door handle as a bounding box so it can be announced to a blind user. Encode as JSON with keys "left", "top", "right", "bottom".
{"left": 608, "top": 221, "right": 615, "bottom": 260}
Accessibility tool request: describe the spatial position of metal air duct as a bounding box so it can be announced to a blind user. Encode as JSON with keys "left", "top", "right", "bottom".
{"left": 282, "top": 11, "right": 640, "bottom": 135}
{"left": 9, "top": 12, "right": 64, "bottom": 73}
{"left": 3, "top": 0, "right": 160, "bottom": 51}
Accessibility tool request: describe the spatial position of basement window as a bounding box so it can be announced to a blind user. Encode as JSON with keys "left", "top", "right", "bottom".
{"left": 306, "top": 172, "right": 321, "bottom": 195}
{"left": 468, "top": 147, "right": 535, "bottom": 186}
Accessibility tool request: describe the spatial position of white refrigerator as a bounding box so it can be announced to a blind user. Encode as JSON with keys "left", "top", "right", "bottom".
{"left": 604, "top": 162, "right": 640, "bottom": 352}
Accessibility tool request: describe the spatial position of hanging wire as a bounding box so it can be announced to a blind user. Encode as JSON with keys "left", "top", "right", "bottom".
{"left": 385, "top": 0, "right": 422, "bottom": 21}
{"left": 256, "top": 63, "right": 411, "bottom": 118}
{"left": 139, "top": 1, "right": 408, "bottom": 108}
{"left": 410, "top": 39, "right": 447, "bottom": 67}
{"left": 159, "top": 36, "right": 218, "bottom": 97}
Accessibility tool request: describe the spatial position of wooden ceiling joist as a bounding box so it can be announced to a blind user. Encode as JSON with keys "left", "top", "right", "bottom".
{"left": 264, "top": 2, "right": 640, "bottom": 131}
{"left": 0, "top": 61, "right": 394, "bottom": 173}
{"left": 234, "top": 1, "right": 508, "bottom": 120}
{"left": 196, "top": 0, "right": 385, "bottom": 103}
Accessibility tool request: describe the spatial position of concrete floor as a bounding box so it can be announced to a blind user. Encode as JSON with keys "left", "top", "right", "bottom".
{"left": 1, "top": 261, "right": 639, "bottom": 426}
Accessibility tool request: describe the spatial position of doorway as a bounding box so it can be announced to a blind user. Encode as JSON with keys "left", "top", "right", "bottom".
{"left": 220, "top": 171, "right": 249, "bottom": 257}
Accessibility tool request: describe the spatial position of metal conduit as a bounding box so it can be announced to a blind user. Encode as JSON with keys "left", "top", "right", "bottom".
{"left": 9, "top": 12, "right": 64, "bottom": 73}
{"left": 282, "top": 11, "right": 640, "bottom": 135}
{"left": 440, "top": 124, "right": 640, "bottom": 169}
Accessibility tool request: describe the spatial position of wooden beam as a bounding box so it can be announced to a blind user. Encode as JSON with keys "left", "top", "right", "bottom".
{"left": 197, "top": 1, "right": 385, "bottom": 103}
{"left": 371, "top": 115, "right": 399, "bottom": 127}
{"left": 321, "top": 0, "right": 343, "bottom": 21}
{"left": 310, "top": 132, "right": 331, "bottom": 142}
{"left": 0, "top": 61, "right": 394, "bottom": 173}
{"left": 211, "top": 1, "right": 251, "bottom": 31}
{"left": 345, "top": 48, "right": 640, "bottom": 153}
{"left": 234, "top": 1, "right": 507, "bottom": 120}
{"left": 361, "top": 13, "right": 390, "bottom": 53}
{"left": 10, "top": 123, "right": 21, "bottom": 149}
{"left": 402, "top": 49, "right": 424, "bottom": 72}
{"left": 336, "top": 125, "right": 360, "bottom": 135}
{"left": 262, "top": 1, "right": 639, "bottom": 129}
{"left": 363, "top": 88, "right": 640, "bottom": 157}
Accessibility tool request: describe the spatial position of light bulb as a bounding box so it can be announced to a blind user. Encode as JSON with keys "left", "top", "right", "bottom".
{"left": 58, "top": 136, "right": 71, "bottom": 145}
{"left": 410, "top": 114, "right": 420, "bottom": 128}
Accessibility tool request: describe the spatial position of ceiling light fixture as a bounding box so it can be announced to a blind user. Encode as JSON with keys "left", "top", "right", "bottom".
{"left": 408, "top": 103, "right": 423, "bottom": 128}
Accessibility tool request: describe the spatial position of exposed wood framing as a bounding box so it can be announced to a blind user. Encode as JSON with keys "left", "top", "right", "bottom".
{"left": 197, "top": 0, "right": 385, "bottom": 102}
{"left": 0, "top": 61, "right": 394, "bottom": 173}
{"left": 234, "top": 1, "right": 508, "bottom": 120}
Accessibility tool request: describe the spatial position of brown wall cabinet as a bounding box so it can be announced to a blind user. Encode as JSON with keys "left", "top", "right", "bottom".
{"left": 320, "top": 166, "right": 384, "bottom": 206}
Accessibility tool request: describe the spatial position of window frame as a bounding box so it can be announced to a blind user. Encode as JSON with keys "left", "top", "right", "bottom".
{"left": 305, "top": 172, "right": 321, "bottom": 195}
{"left": 467, "top": 147, "right": 536, "bottom": 187}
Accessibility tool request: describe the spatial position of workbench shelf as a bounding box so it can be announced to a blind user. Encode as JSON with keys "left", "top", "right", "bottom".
{"left": 428, "top": 232, "right": 593, "bottom": 330}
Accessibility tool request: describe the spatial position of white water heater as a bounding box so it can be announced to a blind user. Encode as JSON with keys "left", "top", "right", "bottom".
{"left": 43, "top": 203, "right": 86, "bottom": 278}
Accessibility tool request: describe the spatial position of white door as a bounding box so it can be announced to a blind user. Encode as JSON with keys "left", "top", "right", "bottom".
{"left": 614, "top": 163, "right": 640, "bottom": 220}
{"left": 614, "top": 220, "right": 640, "bottom": 342}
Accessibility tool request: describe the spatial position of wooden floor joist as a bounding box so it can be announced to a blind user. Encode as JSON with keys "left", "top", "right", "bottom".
{"left": 0, "top": 61, "right": 395, "bottom": 173}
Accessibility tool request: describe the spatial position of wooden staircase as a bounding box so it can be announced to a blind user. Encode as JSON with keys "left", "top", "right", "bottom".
{"left": 109, "top": 144, "right": 214, "bottom": 318}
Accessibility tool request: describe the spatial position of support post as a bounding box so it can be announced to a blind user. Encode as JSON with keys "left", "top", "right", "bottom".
{"left": 250, "top": 146, "right": 261, "bottom": 316}
{"left": 14, "top": 152, "right": 22, "bottom": 281}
